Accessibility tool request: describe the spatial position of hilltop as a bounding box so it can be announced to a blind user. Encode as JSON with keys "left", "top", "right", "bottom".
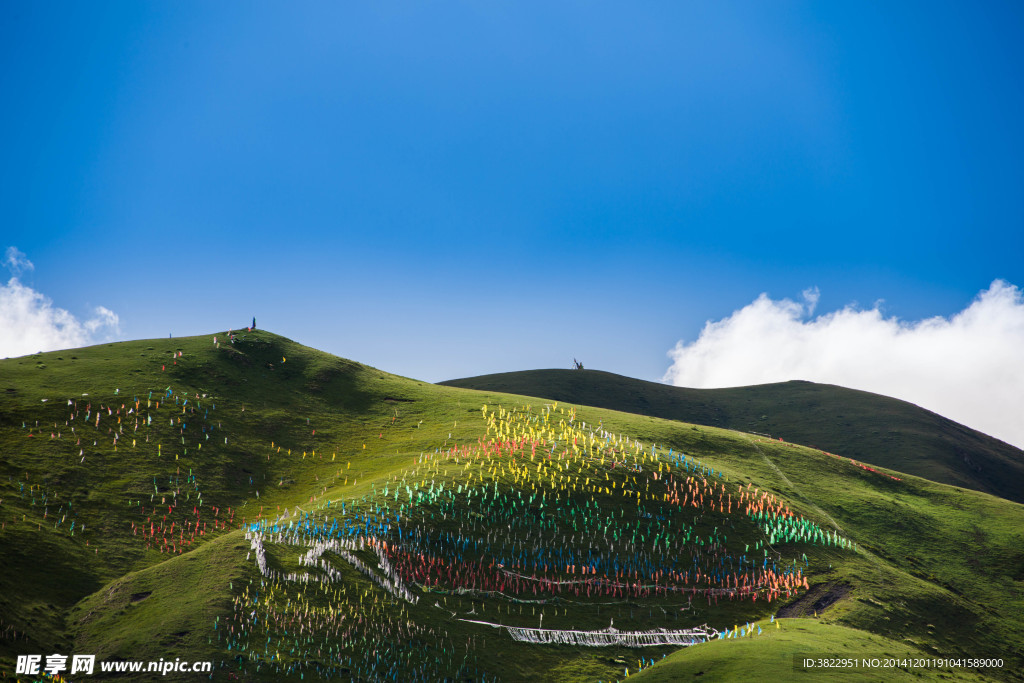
{"left": 440, "top": 369, "right": 1024, "bottom": 505}
{"left": 0, "top": 331, "right": 1021, "bottom": 681}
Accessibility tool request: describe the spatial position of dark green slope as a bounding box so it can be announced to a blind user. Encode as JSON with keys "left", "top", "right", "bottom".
{"left": 440, "top": 369, "right": 1024, "bottom": 505}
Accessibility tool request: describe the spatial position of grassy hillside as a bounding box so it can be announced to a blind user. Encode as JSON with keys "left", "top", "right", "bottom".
{"left": 1, "top": 332, "right": 1021, "bottom": 681}
{"left": 631, "top": 618, "right": 993, "bottom": 682}
{"left": 440, "top": 369, "right": 1024, "bottom": 505}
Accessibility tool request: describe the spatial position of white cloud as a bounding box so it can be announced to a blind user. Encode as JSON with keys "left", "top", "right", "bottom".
{"left": 85, "top": 306, "right": 120, "bottom": 334}
{"left": 0, "top": 248, "right": 121, "bottom": 358}
{"left": 664, "top": 280, "right": 1024, "bottom": 450}
{"left": 3, "top": 246, "right": 34, "bottom": 276}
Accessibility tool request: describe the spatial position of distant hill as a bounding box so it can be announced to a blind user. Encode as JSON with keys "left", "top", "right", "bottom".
{"left": 440, "top": 369, "right": 1024, "bottom": 505}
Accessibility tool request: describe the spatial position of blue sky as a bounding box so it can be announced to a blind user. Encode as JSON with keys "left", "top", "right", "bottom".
{"left": 2, "top": 1, "right": 1023, "bottom": 437}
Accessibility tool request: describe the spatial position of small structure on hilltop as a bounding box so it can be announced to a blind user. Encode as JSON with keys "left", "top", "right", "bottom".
{"left": 573, "top": 358, "right": 584, "bottom": 370}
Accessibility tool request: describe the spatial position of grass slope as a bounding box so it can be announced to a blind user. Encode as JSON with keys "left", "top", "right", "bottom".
{"left": 439, "top": 369, "right": 1024, "bottom": 505}
{"left": 0, "top": 332, "right": 1020, "bottom": 682}
{"left": 632, "top": 618, "right": 991, "bottom": 682}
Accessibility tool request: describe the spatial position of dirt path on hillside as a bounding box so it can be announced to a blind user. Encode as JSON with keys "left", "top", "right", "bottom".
{"left": 744, "top": 436, "right": 899, "bottom": 599}
{"left": 745, "top": 436, "right": 846, "bottom": 534}
{"left": 776, "top": 582, "right": 852, "bottom": 617}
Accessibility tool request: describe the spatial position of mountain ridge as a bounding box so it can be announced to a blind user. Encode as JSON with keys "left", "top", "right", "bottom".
{"left": 440, "top": 369, "right": 1024, "bottom": 505}
{"left": 1, "top": 331, "right": 1021, "bottom": 681}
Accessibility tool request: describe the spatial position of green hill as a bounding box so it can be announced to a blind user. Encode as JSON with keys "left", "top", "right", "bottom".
{"left": 631, "top": 618, "right": 993, "bottom": 682}
{"left": 1, "top": 332, "right": 1021, "bottom": 681}
{"left": 440, "top": 369, "right": 1024, "bottom": 505}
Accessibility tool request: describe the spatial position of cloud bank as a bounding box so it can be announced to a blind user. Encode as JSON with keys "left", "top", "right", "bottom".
{"left": 664, "top": 280, "right": 1024, "bottom": 450}
{"left": 0, "top": 248, "right": 121, "bottom": 358}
